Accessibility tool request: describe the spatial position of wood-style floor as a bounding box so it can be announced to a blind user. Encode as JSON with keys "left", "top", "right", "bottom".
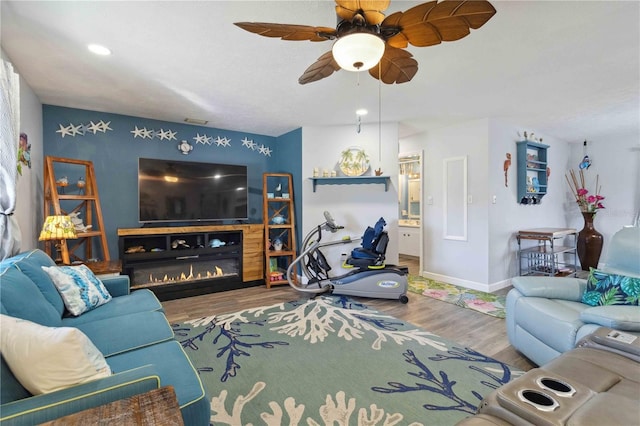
{"left": 162, "top": 255, "right": 536, "bottom": 372}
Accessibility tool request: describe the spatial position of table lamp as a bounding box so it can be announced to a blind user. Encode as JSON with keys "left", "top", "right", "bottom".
{"left": 39, "top": 215, "right": 77, "bottom": 264}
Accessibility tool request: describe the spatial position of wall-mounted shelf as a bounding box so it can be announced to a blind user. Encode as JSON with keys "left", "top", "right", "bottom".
{"left": 516, "top": 141, "right": 549, "bottom": 205}
{"left": 309, "top": 176, "right": 390, "bottom": 192}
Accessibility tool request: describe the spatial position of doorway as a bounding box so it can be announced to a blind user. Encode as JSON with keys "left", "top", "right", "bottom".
{"left": 398, "top": 152, "right": 423, "bottom": 276}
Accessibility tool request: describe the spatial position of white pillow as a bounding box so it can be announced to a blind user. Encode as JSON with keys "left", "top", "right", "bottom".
{"left": 0, "top": 314, "right": 111, "bottom": 395}
{"left": 42, "top": 264, "right": 112, "bottom": 316}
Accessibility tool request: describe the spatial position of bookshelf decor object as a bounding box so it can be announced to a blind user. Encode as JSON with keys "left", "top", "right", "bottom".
{"left": 263, "top": 173, "right": 297, "bottom": 288}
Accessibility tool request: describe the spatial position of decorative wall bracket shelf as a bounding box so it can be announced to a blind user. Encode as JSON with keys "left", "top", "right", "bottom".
{"left": 309, "top": 176, "right": 390, "bottom": 192}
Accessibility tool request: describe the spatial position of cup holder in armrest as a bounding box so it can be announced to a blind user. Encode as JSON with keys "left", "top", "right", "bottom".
{"left": 537, "top": 377, "right": 576, "bottom": 397}
{"left": 517, "top": 389, "right": 559, "bottom": 412}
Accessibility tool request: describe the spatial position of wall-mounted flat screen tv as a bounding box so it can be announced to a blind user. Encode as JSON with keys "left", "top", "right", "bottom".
{"left": 138, "top": 158, "right": 248, "bottom": 223}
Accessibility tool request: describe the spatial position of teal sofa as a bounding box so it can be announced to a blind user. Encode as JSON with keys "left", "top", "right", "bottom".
{"left": 0, "top": 249, "right": 209, "bottom": 425}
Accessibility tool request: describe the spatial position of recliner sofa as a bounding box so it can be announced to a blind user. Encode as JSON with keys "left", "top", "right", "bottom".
{"left": 0, "top": 249, "right": 209, "bottom": 425}
{"left": 506, "top": 226, "right": 640, "bottom": 366}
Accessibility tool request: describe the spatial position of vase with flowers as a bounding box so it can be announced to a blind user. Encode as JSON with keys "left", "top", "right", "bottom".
{"left": 565, "top": 169, "right": 605, "bottom": 270}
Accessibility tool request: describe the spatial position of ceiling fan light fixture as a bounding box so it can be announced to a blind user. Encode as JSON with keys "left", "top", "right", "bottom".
{"left": 332, "top": 33, "right": 384, "bottom": 72}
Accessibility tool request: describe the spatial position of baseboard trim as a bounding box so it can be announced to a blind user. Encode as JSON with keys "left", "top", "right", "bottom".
{"left": 420, "top": 271, "right": 511, "bottom": 294}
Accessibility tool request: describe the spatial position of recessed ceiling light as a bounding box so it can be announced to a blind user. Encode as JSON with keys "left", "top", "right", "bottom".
{"left": 87, "top": 44, "right": 111, "bottom": 56}
{"left": 356, "top": 109, "right": 368, "bottom": 116}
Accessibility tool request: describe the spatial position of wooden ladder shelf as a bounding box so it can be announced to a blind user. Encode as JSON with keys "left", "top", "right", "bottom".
{"left": 263, "top": 173, "right": 297, "bottom": 288}
{"left": 43, "top": 156, "right": 110, "bottom": 264}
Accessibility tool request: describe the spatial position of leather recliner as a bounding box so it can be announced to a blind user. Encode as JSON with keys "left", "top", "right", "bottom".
{"left": 506, "top": 226, "right": 640, "bottom": 366}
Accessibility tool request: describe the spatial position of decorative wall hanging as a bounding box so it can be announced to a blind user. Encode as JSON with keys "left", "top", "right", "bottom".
{"left": 503, "top": 152, "right": 511, "bottom": 187}
{"left": 214, "top": 136, "right": 231, "bottom": 147}
{"left": 130, "top": 126, "right": 177, "bottom": 141}
{"left": 193, "top": 133, "right": 213, "bottom": 145}
{"left": 258, "top": 144, "right": 272, "bottom": 156}
{"left": 177, "top": 140, "right": 193, "bottom": 155}
{"left": 56, "top": 120, "right": 112, "bottom": 138}
{"left": 579, "top": 140, "right": 591, "bottom": 169}
{"left": 17, "top": 132, "right": 31, "bottom": 175}
{"left": 242, "top": 137, "right": 257, "bottom": 150}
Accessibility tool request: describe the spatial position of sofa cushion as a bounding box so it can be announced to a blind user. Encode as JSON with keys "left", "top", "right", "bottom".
{"left": 42, "top": 264, "right": 112, "bottom": 316}
{"left": 0, "top": 315, "right": 111, "bottom": 395}
{"left": 75, "top": 311, "right": 174, "bottom": 357}
{"left": 11, "top": 249, "right": 65, "bottom": 316}
{"left": 0, "top": 267, "right": 61, "bottom": 327}
{"left": 61, "top": 289, "right": 163, "bottom": 326}
{"left": 106, "top": 340, "right": 209, "bottom": 425}
{"left": 580, "top": 305, "right": 640, "bottom": 331}
{"left": 582, "top": 268, "right": 640, "bottom": 306}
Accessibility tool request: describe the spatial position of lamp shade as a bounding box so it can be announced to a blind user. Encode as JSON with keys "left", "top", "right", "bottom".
{"left": 332, "top": 33, "right": 385, "bottom": 72}
{"left": 39, "top": 215, "right": 77, "bottom": 241}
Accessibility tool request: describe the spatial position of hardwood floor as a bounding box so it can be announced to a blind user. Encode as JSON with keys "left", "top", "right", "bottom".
{"left": 162, "top": 256, "right": 536, "bottom": 372}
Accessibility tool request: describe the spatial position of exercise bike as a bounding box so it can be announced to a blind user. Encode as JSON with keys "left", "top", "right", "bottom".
{"left": 286, "top": 212, "right": 409, "bottom": 303}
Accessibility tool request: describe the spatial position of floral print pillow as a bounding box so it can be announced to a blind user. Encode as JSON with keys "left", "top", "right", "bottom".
{"left": 582, "top": 268, "right": 640, "bottom": 306}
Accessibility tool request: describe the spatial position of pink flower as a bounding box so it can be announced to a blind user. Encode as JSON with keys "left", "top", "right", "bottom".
{"left": 587, "top": 195, "right": 597, "bottom": 203}
{"left": 577, "top": 188, "right": 588, "bottom": 196}
{"left": 423, "top": 290, "right": 448, "bottom": 300}
{"left": 466, "top": 299, "right": 496, "bottom": 312}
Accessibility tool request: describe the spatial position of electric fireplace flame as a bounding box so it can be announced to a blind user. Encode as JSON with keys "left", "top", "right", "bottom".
{"left": 148, "top": 264, "right": 227, "bottom": 284}
{"left": 131, "top": 260, "right": 238, "bottom": 290}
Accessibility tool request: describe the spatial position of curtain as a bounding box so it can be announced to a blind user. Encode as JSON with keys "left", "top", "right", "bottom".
{"left": 0, "top": 59, "right": 22, "bottom": 259}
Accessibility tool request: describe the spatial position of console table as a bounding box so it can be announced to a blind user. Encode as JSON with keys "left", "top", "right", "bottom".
{"left": 41, "top": 386, "right": 183, "bottom": 425}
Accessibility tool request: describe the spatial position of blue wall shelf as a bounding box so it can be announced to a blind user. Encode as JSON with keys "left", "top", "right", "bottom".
{"left": 309, "top": 176, "right": 391, "bottom": 192}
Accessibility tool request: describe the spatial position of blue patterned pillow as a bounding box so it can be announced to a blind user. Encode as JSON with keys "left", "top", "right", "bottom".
{"left": 582, "top": 268, "right": 640, "bottom": 306}
{"left": 41, "top": 265, "right": 112, "bottom": 316}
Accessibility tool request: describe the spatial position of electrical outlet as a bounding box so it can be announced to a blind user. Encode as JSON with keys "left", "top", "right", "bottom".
{"left": 467, "top": 195, "right": 473, "bottom": 204}
{"left": 492, "top": 195, "right": 497, "bottom": 204}
{"left": 427, "top": 196, "right": 433, "bottom": 205}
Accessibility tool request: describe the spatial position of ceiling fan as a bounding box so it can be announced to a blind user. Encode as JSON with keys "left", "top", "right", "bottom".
{"left": 235, "top": 0, "right": 496, "bottom": 85}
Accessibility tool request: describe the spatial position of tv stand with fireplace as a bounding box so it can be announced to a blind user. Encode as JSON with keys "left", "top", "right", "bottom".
{"left": 117, "top": 224, "right": 264, "bottom": 301}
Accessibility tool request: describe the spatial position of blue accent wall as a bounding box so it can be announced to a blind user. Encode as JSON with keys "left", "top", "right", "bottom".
{"left": 43, "top": 105, "right": 302, "bottom": 259}
{"left": 275, "top": 128, "right": 303, "bottom": 245}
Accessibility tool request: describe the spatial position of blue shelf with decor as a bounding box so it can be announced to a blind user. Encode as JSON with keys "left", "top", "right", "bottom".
{"left": 516, "top": 141, "right": 549, "bottom": 204}
{"left": 309, "top": 176, "right": 391, "bottom": 192}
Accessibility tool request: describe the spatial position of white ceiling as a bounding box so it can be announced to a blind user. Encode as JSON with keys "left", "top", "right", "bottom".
{"left": 2, "top": 1, "right": 638, "bottom": 142}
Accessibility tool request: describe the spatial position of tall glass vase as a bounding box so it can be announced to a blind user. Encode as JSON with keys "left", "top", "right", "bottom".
{"left": 577, "top": 211, "right": 603, "bottom": 271}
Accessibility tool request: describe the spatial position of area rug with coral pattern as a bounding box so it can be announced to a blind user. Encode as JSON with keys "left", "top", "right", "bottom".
{"left": 173, "top": 295, "right": 521, "bottom": 425}
{"left": 408, "top": 276, "right": 507, "bottom": 319}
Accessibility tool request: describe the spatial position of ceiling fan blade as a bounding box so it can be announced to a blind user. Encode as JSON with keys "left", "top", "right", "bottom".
{"left": 234, "top": 22, "right": 336, "bottom": 41}
{"left": 369, "top": 45, "right": 418, "bottom": 84}
{"left": 299, "top": 51, "right": 341, "bottom": 85}
{"left": 335, "top": 0, "right": 390, "bottom": 25}
{"left": 382, "top": 0, "right": 496, "bottom": 48}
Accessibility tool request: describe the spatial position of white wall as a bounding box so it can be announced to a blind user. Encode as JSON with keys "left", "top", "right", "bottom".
{"left": 2, "top": 50, "right": 43, "bottom": 251}
{"left": 419, "top": 119, "right": 492, "bottom": 288}
{"left": 488, "top": 120, "right": 570, "bottom": 286}
{"left": 401, "top": 119, "right": 572, "bottom": 292}
{"left": 301, "top": 122, "right": 400, "bottom": 273}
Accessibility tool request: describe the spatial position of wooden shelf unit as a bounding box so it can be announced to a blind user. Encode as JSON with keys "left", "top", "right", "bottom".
{"left": 263, "top": 173, "right": 297, "bottom": 288}
{"left": 43, "top": 156, "right": 109, "bottom": 264}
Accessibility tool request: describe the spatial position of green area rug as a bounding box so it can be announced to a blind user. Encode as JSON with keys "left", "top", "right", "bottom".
{"left": 408, "top": 275, "right": 506, "bottom": 319}
{"left": 173, "top": 295, "right": 522, "bottom": 425}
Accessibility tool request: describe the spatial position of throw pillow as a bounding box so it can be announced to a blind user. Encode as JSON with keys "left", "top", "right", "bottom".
{"left": 0, "top": 314, "right": 111, "bottom": 395}
{"left": 41, "top": 264, "right": 112, "bottom": 316}
{"left": 581, "top": 268, "right": 640, "bottom": 306}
